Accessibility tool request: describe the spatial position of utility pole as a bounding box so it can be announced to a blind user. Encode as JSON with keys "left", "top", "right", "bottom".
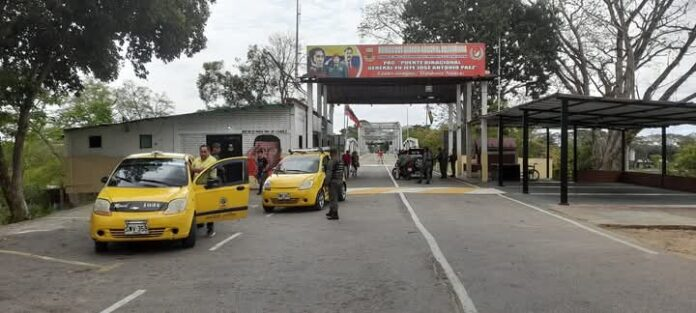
{"left": 295, "top": 0, "right": 300, "bottom": 79}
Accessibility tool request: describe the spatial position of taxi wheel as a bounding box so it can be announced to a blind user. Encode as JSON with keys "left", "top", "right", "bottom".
{"left": 263, "top": 205, "right": 274, "bottom": 213}
{"left": 181, "top": 217, "right": 197, "bottom": 249}
{"left": 314, "top": 190, "right": 325, "bottom": 210}
{"left": 338, "top": 183, "right": 347, "bottom": 202}
{"left": 94, "top": 241, "right": 108, "bottom": 253}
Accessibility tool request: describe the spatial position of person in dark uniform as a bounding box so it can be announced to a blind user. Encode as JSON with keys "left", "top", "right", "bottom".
{"left": 436, "top": 147, "right": 448, "bottom": 179}
{"left": 256, "top": 152, "right": 268, "bottom": 195}
{"left": 418, "top": 147, "right": 433, "bottom": 184}
{"left": 449, "top": 153, "right": 458, "bottom": 178}
{"left": 325, "top": 149, "right": 344, "bottom": 220}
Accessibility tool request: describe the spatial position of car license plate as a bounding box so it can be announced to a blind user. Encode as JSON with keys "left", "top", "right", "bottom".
{"left": 277, "top": 193, "right": 291, "bottom": 200}
{"left": 124, "top": 221, "right": 149, "bottom": 235}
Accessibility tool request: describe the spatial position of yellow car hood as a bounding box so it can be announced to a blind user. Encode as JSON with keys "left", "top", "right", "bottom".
{"left": 267, "top": 173, "right": 318, "bottom": 188}
{"left": 98, "top": 187, "right": 188, "bottom": 203}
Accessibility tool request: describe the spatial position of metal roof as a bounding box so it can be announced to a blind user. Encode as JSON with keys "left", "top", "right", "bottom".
{"left": 301, "top": 76, "right": 496, "bottom": 104}
{"left": 483, "top": 93, "right": 696, "bottom": 129}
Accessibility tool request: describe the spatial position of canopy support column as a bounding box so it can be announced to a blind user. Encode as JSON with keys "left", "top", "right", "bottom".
{"left": 573, "top": 125, "right": 578, "bottom": 183}
{"left": 481, "top": 82, "right": 489, "bottom": 183}
{"left": 662, "top": 126, "right": 668, "bottom": 185}
{"left": 522, "top": 110, "right": 529, "bottom": 194}
{"left": 456, "top": 84, "right": 463, "bottom": 177}
{"left": 621, "top": 130, "right": 626, "bottom": 172}
{"left": 465, "top": 82, "right": 473, "bottom": 178}
{"left": 560, "top": 99, "right": 569, "bottom": 205}
{"left": 306, "top": 83, "right": 314, "bottom": 148}
{"left": 546, "top": 128, "right": 551, "bottom": 179}
{"left": 498, "top": 115, "right": 504, "bottom": 187}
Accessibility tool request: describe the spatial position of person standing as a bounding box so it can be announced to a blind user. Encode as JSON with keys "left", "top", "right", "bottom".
{"left": 256, "top": 152, "right": 268, "bottom": 195}
{"left": 449, "top": 153, "right": 458, "bottom": 178}
{"left": 351, "top": 151, "right": 360, "bottom": 177}
{"left": 325, "top": 149, "right": 343, "bottom": 220}
{"left": 192, "top": 144, "right": 218, "bottom": 237}
{"left": 377, "top": 149, "right": 384, "bottom": 164}
{"left": 210, "top": 142, "right": 222, "bottom": 160}
{"left": 418, "top": 147, "right": 433, "bottom": 184}
{"left": 342, "top": 150, "right": 352, "bottom": 179}
{"left": 436, "top": 147, "right": 448, "bottom": 179}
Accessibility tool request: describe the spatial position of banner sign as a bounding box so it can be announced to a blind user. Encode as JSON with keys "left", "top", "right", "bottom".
{"left": 306, "top": 43, "right": 486, "bottom": 79}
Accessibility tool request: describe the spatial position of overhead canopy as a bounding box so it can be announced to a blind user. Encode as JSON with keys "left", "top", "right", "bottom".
{"left": 484, "top": 93, "right": 696, "bottom": 129}
{"left": 301, "top": 76, "right": 495, "bottom": 104}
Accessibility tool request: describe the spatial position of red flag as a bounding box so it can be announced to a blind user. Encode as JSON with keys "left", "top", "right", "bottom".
{"left": 344, "top": 105, "right": 361, "bottom": 128}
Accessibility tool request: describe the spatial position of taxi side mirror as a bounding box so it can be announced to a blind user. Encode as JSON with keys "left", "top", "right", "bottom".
{"left": 101, "top": 176, "right": 108, "bottom": 184}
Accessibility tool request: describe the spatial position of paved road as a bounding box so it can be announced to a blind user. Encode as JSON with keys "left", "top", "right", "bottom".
{"left": 1, "top": 164, "right": 695, "bottom": 312}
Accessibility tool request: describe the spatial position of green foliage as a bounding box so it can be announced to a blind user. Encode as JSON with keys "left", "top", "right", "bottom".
{"left": 404, "top": 125, "right": 444, "bottom": 151}
{"left": 672, "top": 144, "right": 696, "bottom": 176}
{"left": 0, "top": 0, "right": 214, "bottom": 222}
{"left": 57, "top": 80, "right": 115, "bottom": 128}
{"left": 197, "top": 33, "right": 300, "bottom": 108}
{"left": 401, "top": 0, "right": 559, "bottom": 97}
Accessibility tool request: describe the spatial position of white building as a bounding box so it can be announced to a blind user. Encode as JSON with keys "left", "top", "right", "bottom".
{"left": 64, "top": 100, "right": 333, "bottom": 202}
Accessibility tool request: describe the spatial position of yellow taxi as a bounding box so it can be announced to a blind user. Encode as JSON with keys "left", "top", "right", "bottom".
{"left": 261, "top": 148, "right": 346, "bottom": 213}
{"left": 90, "top": 152, "right": 250, "bottom": 252}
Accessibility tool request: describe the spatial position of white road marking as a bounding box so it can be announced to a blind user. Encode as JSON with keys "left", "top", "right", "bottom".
{"left": 0, "top": 249, "right": 104, "bottom": 269}
{"left": 384, "top": 166, "right": 478, "bottom": 313}
{"left": 99, "top": 289, "right": 146, "bottom": 313}
{"left": 265, "top": 213, "right": 274, "bottom": 217}
{"left": 497, "top": 194, "right": 659, "bottom": 255}
{"left": 209, "top": 232, "right": 243, "bottom": 251}
{"left": 11, "top": 229, "right": 56, "bottom": 235}
{"left": 532, "top": 193, "right": 696, "bottom": 196}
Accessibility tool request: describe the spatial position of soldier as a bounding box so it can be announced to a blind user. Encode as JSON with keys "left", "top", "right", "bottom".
{"left": 436, "top": 147, "right": 448, "bottom": 179}
{"left": 325, "top": 149, "right": 344, "bottom": 220}
{"left": 418, "top": 147, "right": 433, "bottom": 184}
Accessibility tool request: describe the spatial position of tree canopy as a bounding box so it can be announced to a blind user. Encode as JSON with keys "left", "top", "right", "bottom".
{"left": 0, "top": 0, "right": 214, "bottom": 222}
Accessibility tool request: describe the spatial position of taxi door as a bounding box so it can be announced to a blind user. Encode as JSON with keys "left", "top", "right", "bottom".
{"left": 193, "top": 157, "right": 250, "bottom": 224}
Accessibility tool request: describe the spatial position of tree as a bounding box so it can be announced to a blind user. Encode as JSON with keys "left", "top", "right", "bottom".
{"left": 57, "top": 80, "right": 115, "bottom": 128}
{"left": 400, "top": 0, "right": 560, "bottom": 98}
{"left": 197, "top": 33, "right": 301, "bottom": 108}
{"left": 358, "top": 0, "right": 407, "bottom": 43}
{"left": 0, "top": 0, "right": 214, "bottom": 222}
{"left": 553, "top": 0, "right": 696, "bottom": 170}
{"left": 113, "top": 80, "right": 174, "bottom": 122}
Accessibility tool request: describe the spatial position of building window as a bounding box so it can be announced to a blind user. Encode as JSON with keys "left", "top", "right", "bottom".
{"left": 89, "top": 136, "right": 102, "bottom": 148}
{"left": 140, "top": 134, "right": 153, "bottom": 149}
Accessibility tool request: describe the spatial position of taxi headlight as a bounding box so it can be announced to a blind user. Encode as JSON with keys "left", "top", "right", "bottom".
{"left": 164, "top": 198, "right": 187, "bottom": 215}
{"left": 93, "top": 199, "right": 111, "bottom": 216}
{"left": 263, "top": 180, "right": 272, "bottom": 190}
{"left": 299, "top": 179, "right": 314, "bottom": 190}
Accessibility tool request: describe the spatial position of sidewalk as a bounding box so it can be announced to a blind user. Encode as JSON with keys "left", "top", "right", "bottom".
{"left": 0, "top": 205, "right": 91, "bottom": 237}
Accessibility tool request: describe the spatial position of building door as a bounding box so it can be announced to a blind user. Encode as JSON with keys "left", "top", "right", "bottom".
{"left": 207, "top": 134, "right": 243, "bottom": 159}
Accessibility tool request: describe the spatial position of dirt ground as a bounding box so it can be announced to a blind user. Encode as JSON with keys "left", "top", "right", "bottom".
{"left": 604, "top": 227, "right": 696, "bottom": 258}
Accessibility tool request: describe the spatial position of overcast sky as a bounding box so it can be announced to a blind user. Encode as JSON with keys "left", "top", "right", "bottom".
{"left": 112, "top": 0, "right": 693, "bottom": 136}
{"left": 112, "top": 0, "right": 428, "bottom": 133}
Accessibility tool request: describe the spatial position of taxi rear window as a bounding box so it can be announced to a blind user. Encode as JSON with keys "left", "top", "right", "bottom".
{"left": 108, "top": 158, "right": 188, "bottom": 187}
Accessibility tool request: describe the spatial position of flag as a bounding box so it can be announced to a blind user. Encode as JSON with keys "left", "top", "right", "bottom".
{"left": 345, "top": 105, "right": 361, "bottom": 128}
{"left": 426, "top": 104, "right": 434, "bottom": 125}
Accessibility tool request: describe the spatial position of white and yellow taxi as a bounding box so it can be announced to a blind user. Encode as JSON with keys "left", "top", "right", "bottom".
{"left": 90, "top": 152, "right": 250, "bottom": 252}
{"left": 261, "top": 149, "right": 346, "bottom": 212}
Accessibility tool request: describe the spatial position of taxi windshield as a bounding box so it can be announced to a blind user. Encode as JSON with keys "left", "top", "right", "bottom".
{"left": 276, "top": 156, "right": 320, "bottom": 174}
{"left": 108, "top": 158, "right": 188, "bottom": 187}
